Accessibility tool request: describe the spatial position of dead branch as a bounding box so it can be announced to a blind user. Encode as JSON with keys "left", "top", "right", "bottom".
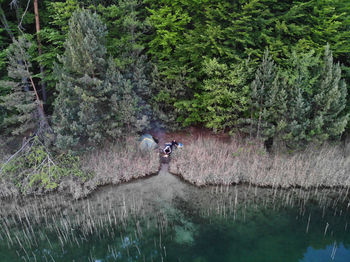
{"left": 0, "top": 137, "right": 34, "bottom": 174}
{"left": 17, "top": 0, "right": 31, "bottom": 32}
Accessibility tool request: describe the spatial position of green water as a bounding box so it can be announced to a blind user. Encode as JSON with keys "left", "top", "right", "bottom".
{"left": 1, "top": 169, "right": 349, "bottom": 262}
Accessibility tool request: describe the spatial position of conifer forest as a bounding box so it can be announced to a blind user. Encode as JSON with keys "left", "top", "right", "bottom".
{"left": 1, "top": 0, "right": 349, "bottom": 143}
{"left": 0, "top": 0, "right": 349, "bottom": 196}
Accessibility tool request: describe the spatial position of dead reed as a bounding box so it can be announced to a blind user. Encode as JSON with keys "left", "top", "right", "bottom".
{"left": 74, "top": 137, "right": 160, "bottom": 198}
{"left": 169, "top": 136, "right": 350, "bottom": 189}
{"left": 0, "top": 188, "right": 169, "bottom": 261}
{"left": 0, "top": 169, "right": 348, "bottom": 261}
{"left": 0, "top": 137, "right": 159, "bottom": 199}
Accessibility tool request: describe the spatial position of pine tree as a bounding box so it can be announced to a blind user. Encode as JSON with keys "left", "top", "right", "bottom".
{"left": 261, "top": 73, "right": 288, "bottom": 144}
{"left": 96, "top": 1, "right": 153, "bottom": 129}
{"left": 249, "top": 50, "right": 279, "bottom": 139}
{"left": 281, "top": 49, "right": 318, "bottom": 147}
{"left": 149, "top": 65, "right": 186, "bottom": 130}
{"left": 284, "top": 81, "right": 311, "bottom": 147}
{"left": 310, "top": 44, "right": 349, "bottom": 141}
{"left": 241, "top": 49, "right": 289, "bottom": 148}
{"left": 0, "top": 35, "right": 44, "bottom": 137}
{"left": 53, "top": 9, "right": 138, "bottom": 149}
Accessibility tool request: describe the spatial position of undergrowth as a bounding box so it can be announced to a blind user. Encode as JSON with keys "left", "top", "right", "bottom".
{"left": 0, "top": 136, "right": 160, "bottom": 199}
{"left": 0, "top": 137, "right": 90, "bottom": 196}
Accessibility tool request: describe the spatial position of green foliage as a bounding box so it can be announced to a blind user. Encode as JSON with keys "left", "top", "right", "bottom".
{"left": 0, "top": 0, "right": 348, "bottom": 145}
{"left": 247, "top": 49, "right": 285, "bottom": 140}
{"left": 150, "top": 64, "right": 191, "bottom": 130}
{"left": 46, "top": 1, "right": 154, "bottom": 130}
{"left": 176, "top": 58, "right": 253, "bottom": 131}
{"left": 280, "top": 50, "right": 316, "bottom": 147}
{"left": 95, "top": 1, "right": 147, "bottom": 70}
{"left": 309, "top": 45, "right": 349, "bottom": 141}
{"left": 1, "top": 138, "right": 88, "bottom": 193}
{"left": 0, "top": 35, "right": 37, "bottom": 136}
{"left": 146, "top": 0, "right": 191, "bottom": 68}
{"left": 25, "top": 0, "right": 86, "bottom": 111}
{"left": 244, "top": 46, "right": 349, "bottom": 148}
{"left": 145, "top": 0, "right": 350, "bottom": 129}
{"left": 53, "top": 9, "right": 139, "bottom": 149}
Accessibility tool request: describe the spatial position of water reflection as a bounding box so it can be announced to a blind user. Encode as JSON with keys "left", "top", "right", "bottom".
{"left": 301, "top": 243, "right": 350, "bottom": 262}
{"left": 0, "top": 168, "right": 349, "bottom": 262}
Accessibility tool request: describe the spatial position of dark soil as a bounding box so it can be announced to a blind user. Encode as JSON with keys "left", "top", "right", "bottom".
{"left": 150, "top": 127, "right": 231, "bottom": 148}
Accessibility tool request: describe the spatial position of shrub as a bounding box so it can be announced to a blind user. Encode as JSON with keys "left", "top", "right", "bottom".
{"left": 0, "top": 137, "right": 89, "bottom": 195}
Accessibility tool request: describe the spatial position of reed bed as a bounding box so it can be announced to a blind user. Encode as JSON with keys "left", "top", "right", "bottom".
{"left": 73, "top": 137, "right": 159, "bottom": 198}
{"left": 0, "top": 190, "right": 170, "bottom": 262}
{"left": 170, "top": 136, "right": 350, "bottom": 189}
{"left": 197, "top": 184, "right": 350, "bottom": 222}
{"left": 0, "top": 137, "right": 159, "bottom": 199}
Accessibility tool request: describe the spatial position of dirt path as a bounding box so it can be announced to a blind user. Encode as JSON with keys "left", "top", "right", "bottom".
{"left": 150, "top": 127, "right": 230, "bottom": 149}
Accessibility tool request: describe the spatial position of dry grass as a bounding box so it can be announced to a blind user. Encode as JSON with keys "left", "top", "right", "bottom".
{"left": 72, "top": 137, "right": 160, "bottom": 198}
{"left": 0, "top": 136, "right": 160, "bottom": 199}
{"left": 169, "top": 136, "right": 350, "bottom": 188}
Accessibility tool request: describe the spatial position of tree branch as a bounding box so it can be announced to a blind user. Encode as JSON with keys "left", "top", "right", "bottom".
{"left": 18, "top": 0, "right": 31, "bottom": 32}
{"left": 0, "top": 137, "right": 34, "bottom": 175}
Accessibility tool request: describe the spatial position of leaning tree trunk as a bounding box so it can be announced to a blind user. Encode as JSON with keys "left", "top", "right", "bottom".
{"left": 33, "top": 0, "right": 47, "bottom": 103}
{"left": 1, "top": 4, "right": 51, "bottom": 144}
{"left": 27, "top": 71, "right": 51, "bottom": 136}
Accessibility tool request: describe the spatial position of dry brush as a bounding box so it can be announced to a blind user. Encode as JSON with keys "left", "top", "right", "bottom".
{"left": 75, "top": 137, "right": 160, "bottom": 198}
{"left": 169, "top": 136, "right": 350, "bottom": 188}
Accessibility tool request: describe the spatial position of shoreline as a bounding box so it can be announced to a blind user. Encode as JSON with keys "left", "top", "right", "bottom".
{"left": 0, "top": 133, "right": 349, "bottom": 200}
{"left": 2, "top": 163, "right": 349, "bottom": 209}
{"left": 1, "top": 162, "right": 349, "bottom": 202}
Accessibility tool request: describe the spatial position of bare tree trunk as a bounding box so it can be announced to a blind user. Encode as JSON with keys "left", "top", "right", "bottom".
{"left": 257, "top": 109, "right": 262, "bottom": 139}
{"left": 2, "top": 3, "right": 51, "bottom": 140}
{"left": 33, "top": 0, "right": 47, "bottom": 103}
{"left": 27, "top": 65, "right": 51, "bottom": 134}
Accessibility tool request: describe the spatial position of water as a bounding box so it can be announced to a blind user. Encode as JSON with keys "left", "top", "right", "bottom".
{"left": 0, "top": 166, "right": 349, "bottom": 262}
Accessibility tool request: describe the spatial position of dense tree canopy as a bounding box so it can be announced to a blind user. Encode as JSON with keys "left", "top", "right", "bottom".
{"left": 53, "top": 9, "right": 139, "bottom": 149}
{"left": 0, "top": 0, "right": 349, "bottom": 150}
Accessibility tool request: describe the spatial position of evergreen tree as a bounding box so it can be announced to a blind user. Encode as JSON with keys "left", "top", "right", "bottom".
{"left": 0, "top": 35, "right": 41, "bottom": 137}
{"left": 96, "top": 1, "right": 153, "bottom": 129}
{"left": 98, "top": 0, "right": 146, "bottom": 70}
{"left": 310, "top": 45, "right": 349, "bottom": 141}
{"left": 281, "top": 49, "right": 319, "bottom": 147}
{"left": 249, "top": 49, "right": 285, "bottom": 140}
{"left": 260, "top": 73, "right": 288, "bottom": 145}
{"left": 150, "top": 64, "right": 189, "bottom": 130}
{"left": 178, "top": 58, "right": 252, "bottom": 132}
{"left": 53, "top": 9, "right": 138, "bottom": 149}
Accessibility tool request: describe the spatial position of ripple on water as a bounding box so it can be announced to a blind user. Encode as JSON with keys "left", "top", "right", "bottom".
{"left": 0, "top": 168, "right": 349, "bottom": 262}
